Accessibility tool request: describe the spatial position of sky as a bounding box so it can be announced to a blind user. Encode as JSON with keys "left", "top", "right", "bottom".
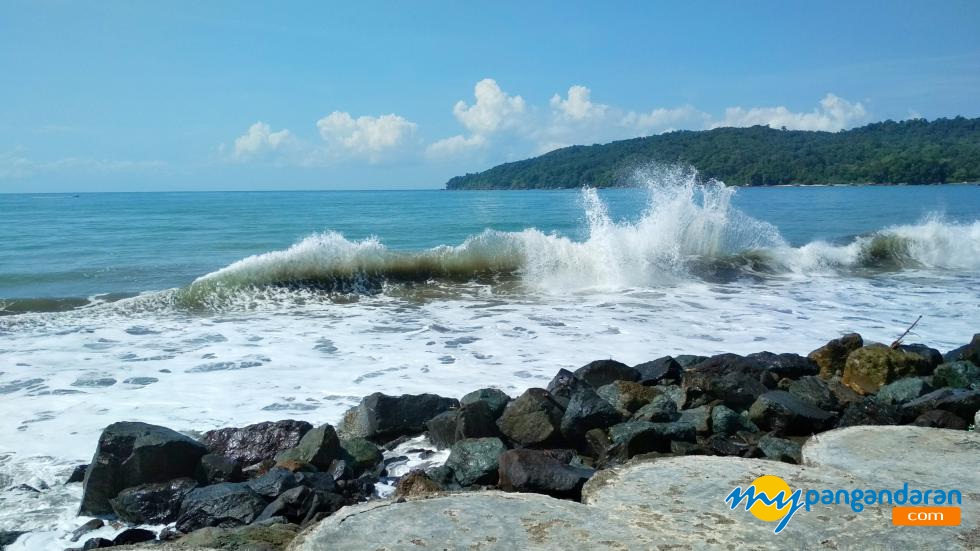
{"left": 2, "top": 1, "right": 980, "bottom": 192}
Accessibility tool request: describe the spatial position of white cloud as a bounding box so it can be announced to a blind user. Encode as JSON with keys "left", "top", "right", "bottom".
{"left": 0, "top": 149, "right": 164, "bottom": 180}
{"left": 550, "top": 85, "right": 608, "bottom": 121}
{"left": 425, "top": 134, "right": 487, "bottom": 158}
{"left": 621, "top": 105, "right": 711, "bottom": 134}
{"left": 316, "top": 111, "right": 417, "bottom": 161}
{"left": 715, "top": 93, "right": 868, "bottom": 131}
{"left": 452, "top": 79, "right": 527, "bottom": 134}
{"left": 232, "top": 122, "right": 292, "bottom": 160}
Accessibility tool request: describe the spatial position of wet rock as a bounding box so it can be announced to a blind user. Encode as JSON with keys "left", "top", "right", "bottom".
{"left": 175, "top": 482, "right": 268, "bottom": 533}
{"left": 631, "top": 394, "right": 679, "bottom": 422}
{"left": 748, "top": 390, "right": 836, "bottom": 435}
{"left": 247, "top": 467, "right": 302, "bottom": 499}
{"left": 632, "top": 356, "right": 681, "bottom": 385}
{"left": 109, "top": 477, "right": 198, "bottom": 524}
{"left": 112, "top": 528, "right": 155, "bottom": 545}
{"left": 69, "top": 519, "right": 104, "bottom": 543}
{"left": 681, "top": 354, "right": 768, "bottom": 410}
{"left": 497, "top": 449, "right": 594, "bottom": 500}
{"left": 546, "top": 368, "right": 593, "bottom": 408}
{"left": 678, "top": 405, "right": 712, "bottom": 435}
{"left": 202, "top": 420, "right": 312, "bottom": 466}
{"left": 757, "top": 434, "right": 802, "bottom": 463}
{"left": 607, "top": 421, "right": 670, "bottom": 458}
{"left": 339, "top": 437, "right": 383, "bottom": 476}
{"left": 66, "top": 463, "right": 88, "bottom": 484}
{"left": 255, "top": 485, "right": 344, "bottom": 525}
{"left": 596, "top": 381, "right": 659, "bottom": 415}
{"left": 787, "top": 376, "right": 839, "bottom": 411}
{"left": 456, "top": 400, "right": 502, "bottom": 442}
{"left": 79, "top": 421, "right": 208, "bottom": 516}
{"left": 274, "top": 424, "right": 342, "bottom": 470}
{"left": 0, "top": 531, "right": 25, "bottom": 549}
{"left": 197, "top": 453, "right": 242, "bottom": 485}
{"left": 674, "top": 354, "right": 709, "bottom": 369}
{"left": 932, "top": 361, "right": 980, "bottom": 389}
{"left": 944, "top": 333, "right": 980, "bottom": 364}
{"left": 559, "top": 384, "right": 622, "bottom": 447}
{"left": 459, "top": 388, "right": 511, "bottom": 419}
{"left": 445, "top": 437, "right": 507, "bottom": 486}
{"left": 876, "top": 377, "right": 933, "bottom": 404}
{"left": 704, "top": 434, "right": 752, "bottom": 456}
{"left": 338, "top": 392, "right": 459, "bottom": 443}
{"left": 898, "top": 344, "right": 943, "bottom": 369}
{"left": 711, "top": 405, "right": 758, "bottom": 436}
{"left": 425, "top": 465, "right": 459, "bottom": 491}
{"left": 81, "top": 537, "right": 114, "bottom": 549}
{"left": 659, "top": 384, "right": 687, "bottom": 410}
{"left": 900, "top": 388, "right": 980, "bottom": 421}
{"left": 176, "top": 518, "right": 300, "bottom": 551}
{"left": 808, "top": 333, "right": 863, "bottom": 379}
{"left": 837, "top": 397, "right": 900, "bottom": 427}
{"left": 583, "top": 428, "right": 611, "bottom": 461}
{"left": 394, "top": 470, "right": 442, "bottom": 498}
{"left": 424, "top": 409, "right": 459, "bottom": 450}
{"left": 842, "top": 343, "right": 935, "bottom": 394}
{"left": 573, "top": 359, "right": 639, "bottom": 388}
{"left": 913, "top": 410, "right": 969, "bottom": 430}
{"left": 496, "top": 388, "right": 564, "bottom": 447}
{"left": 746, "top": 351, "right": 819, "bottom": 379}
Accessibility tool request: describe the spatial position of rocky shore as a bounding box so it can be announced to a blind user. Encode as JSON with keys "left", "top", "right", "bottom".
{"left": 18, "top": 332, "right": 979, "bottom": 550}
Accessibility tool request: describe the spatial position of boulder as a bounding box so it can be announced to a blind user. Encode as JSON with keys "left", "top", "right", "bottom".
{"left": 837, "top": 397, "right": 900, "bottom": 427}
{"left": 681, "top": 354, "right": 768, "bottom": 410}
{"left": 111, "top": 528, "right": 155, "bottom": 546}
{"left": 255, "top": 485, "right": 343, "bottom": 525}
{"left": 338, "top": 393, "right": 459, "bottom": 443}
{"left": 659, "top": 384, "right": 688, "bottom": 410}
{"left": 607, "top": 421, "right": 670, "bottom": 458}
{"left": 69, "top": 519, "right": 104, "bottom": 543}
{"left": 913, "top": 410, "right": 969, "bottom": 430}
{"left": 497, "top": 449, "right": 594, "bottom": 499}
{"left": 897, "top": 344, "right": 943, "bottom": 369}
{"left": 631, "top": 394, "right": 679, "bottom": 422}
{"left": 678, "top": 405, "right": 712, "bottom": 435}
{"left": 842, "top": 343, "right": 934, "bottom": 394}
{"left": 81, "top": 537, "right": 114, "bottom": 549}
{"left": 932, "top": 361, "right": 980, "bottom": 389}
{"left": 424, "top": 410, "right": 459, "bottom": 450}
{"left": 572, "top": 360, "right": 639, "bottom": 388}
{"left": 876, "top": 377, "right": 933, "bottom": 404}
{"left": 79, "top": 421, "right": 208, "bottom": 516}
{"left": 109, "top": 477, "right": 198, "bottom": 524}
{"left": 339, "top": 438, "right": 383, "bottom": 476}
{"left": 943, "top": 333, "right": 980, "bottom": 364}
{"left": 496, "top": 388, "right": 564, "bottom": 447}
{"left": 711, "top": 405, "right": 758, "bottom": 436}
{"left": 757, "top": 434, "right": 802, "bottom": 463}
{"left": 0, "top": 531, "right": 25, "bottom": 549}
{"left": 595, "top": 381, "right": 659, "bottom": 415}
{"left": 632, "top": 356, "right": 681, "bottom": 385}
{"left": 787, "top": 376, "right": 839, "bottom": 411}
{"left": 900, "top": 388, "right": 980, "bottom": 421}
{"left": 673, "top": 354, "right": 709, "bottom": 369}
{"left": 197, "top": 453, "right": 242, "bottom": 485}
{"left": 546, "top": 368, "right": 593, "bottom": 408}
{"left": 459, "top": 388, "right": 511, "bottom": 419}
{"left": 175, "top": 482, "right": 268, "bottom": 533}
{"left": 274, "top": 424, "right": 342, "bottom": 471}
{"left": 559, "top": 385, "right": 622, "bottom": 447}
{"left": 455, "top": 400, "right": 502, "bottom": 441}
{"left": 175, "top": 518, "right": 299, "bottom": 551}
{"left": 394, "top": 470, "right": 443, "bottom": 498}
{"left": 247, "top": 467, "right": 302, "bottom": 499}
{"left": 808, "top": 332, "right": 863, "bottom": 378}
{"left": 747, "top": 390, "right": 835, "bottom": 435}
{"left": 825, "top": 378, "right": 863, "bottom": 408}
{"left": 66, "top": 463, "right": 88, "bottom": 484}
{"left": 652, "top": 421, "right": 697, "bottom": 443}
{"left": 745, "top": 351, "right": 819, "bottom": 379}
{"left": 202, "top": 420, "right": 312, "bottom": 466}
{"left": 445, "top": 437, "right": 507, "bottom": 486}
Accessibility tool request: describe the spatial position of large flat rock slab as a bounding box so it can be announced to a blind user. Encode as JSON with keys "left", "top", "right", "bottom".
{"left": 291, "top": 426, "right": 978, "bottom": 550}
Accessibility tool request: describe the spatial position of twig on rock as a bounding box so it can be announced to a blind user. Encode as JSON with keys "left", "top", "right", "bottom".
{"left": 890, "top": 315, "right": 922, "bottom": 349}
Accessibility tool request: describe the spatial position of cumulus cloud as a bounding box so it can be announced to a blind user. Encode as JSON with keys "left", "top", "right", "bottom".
{"left": 550, "top": 85, "right": 608, "bottom": 121}
{"left": 715, "top": 93, "right": 868, "bottom": 131}
{"left": 452, "top": 79, "right": 527, "bottom": 134}
{"left": 621, "top": 105, "right": 711, "bottom": 134}
{"left": 316, "top": 112, "right": 417, "bottom": 160}
{"left": 232, "top": 122, "right": 292, "bottom": 160}
{"left": 425, "top": 134, "right": 487, "bottom": 159}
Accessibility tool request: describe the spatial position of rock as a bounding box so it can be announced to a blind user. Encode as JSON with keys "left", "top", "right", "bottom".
{"left": 255, "top": 486, "right": 342, "bottom": 525}
{"left": 338, "top": 392, "right": 459, "bottom": 443}
{"left": 787, "top": 376, "right": 839, "bottom": 411}
{"left": 176, "top": 518, "right": 299, "bottom": 551}
{"left": 424, "top": 465, "right": 458, "bottom": 491}
{"left": 460, "top": 388, "right": 511, "bottom": 419}
{"left": 745, "top": 351, "right": 819, "bottom": 379}
{"left": 825, "top": 377, "right": 863, "bottom": 407}
{"left": 394, "top": 470, "right": 442, "bottom": 498}
{"left": 876, "top": 377, "right": 933, "bottom": 404}
{"left": 559, "top": 384, "right": 622, "bottom": 447}
{"left": 842, "top": 343, "right": 936, "bottom": 394}
{"left": 652, "top": 421, "right": 696, "bottom": 443}
{"left": 445, "top": 437, "right": 507, "bottom": 486}
{"left": 81, "top": 537, "right": 114, "bottom": 549}
{"left": 632, "top": 356, "right": 681, "bottom": 385}
{"left": 247, "top": 467, "right": 302, "bottom": 499}
{"left": 175, "top": 482, "right": 268, "bottom": 533}
{"left": 673, "top": 354, "right": 709, "bottom": 369}
{"left": 944, "top": 333, "right": 980, "bottom": 364}
{"left": 595, "top": 381, "right": 659, "bottom": 415}
{"left": 900, "top": 388, "right": 980, "bottom": 421}
{"left": 678, "top": 405, "right": 712, "bottom": 435}
{"left": 197, "top": 453, "right": 242, "bottom": 485}
{"left": 976, "top": 409, "right": 980, "bottom": 428}
{"left": 631, "top": 394, "right": 679, "bottom": 422}
{"left": 497, "top": 449, "right": 594, "bottom": 499}
{"left": 202, "top": 420, "right": 313, "bottom": 466}
{"left": 545, "top": 368, "right": 593, "bottom": 408}
{"left": 274, "top": 424, "right": 342, "bottom": 470}
{"left": 496, "top": 388, "right": 564, "bottom": 447}
{"left": 913, "top": 409, "right": 969, "bottom": 430}
{"left": 757, "top": 434, "right": 802, "bottom": 463}
{"left": 711, "top": 405, "right": 758, "bottom": 436}
{"left": 898, "top": 343, "right": 943, "bottom": 369}
{"left": 79, "top": 421, "right": 208, "bottom": 516}
{"left": 932, "top": 361, "right": 980, "bottom": 389}
{"left": 808, "top": 332, "right": 863, "bottom": 378}
{"left": 112, "top": 528, "right": 155, "bottom": 545}
{"left": 69, "top": 519, "right": 104, "bottom": 542}
{"left": 607, "top": 421, "right": 670, "bottom": 458}
{"left": 339, "top": 438, "right": 383, "bottom": 476}
{"left": 747, "top": 390, "right": 835, "bottom": 435}
{"left": 582, "top": 428, "right": 611, "bottom": 460}
{"left": 0, "top": 531, "right": 25, "bottom": 548}
{"left": 455, "top": 400, "right": 501, "bottom": 441}
{"left": 837, "top": 397, "right": 900, "bottom": 427}
{"left": 423, "top": 409, "right": 459, "bottom": 450}
{"left": 241, "top": 459, "right": 276, "bottom": 480}
{"left": 276, "top": 459, "right": 315, "bottom": 473}
{"left": 572, "top": 359, "right": 639, "bottom": 388}
{"left": 681, "top": 354, "right": 769, "bottom": 410}
{"left": 66, "top": 463, "right": 88, "bottom": 484}
{"left": 109, "top": 477, "right": 198, "bottom": 524}
{"left": 659, "top": 384, "right": 687, "bottom": 410}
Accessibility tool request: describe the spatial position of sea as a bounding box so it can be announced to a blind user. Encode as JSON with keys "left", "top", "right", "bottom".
{"left": 1, "top": 167, "right": 979, "bottom": 547}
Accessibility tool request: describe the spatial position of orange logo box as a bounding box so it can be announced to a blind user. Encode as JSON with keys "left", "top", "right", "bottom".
{"left": 892, "top": 507, "right": 961, "bottom": 526}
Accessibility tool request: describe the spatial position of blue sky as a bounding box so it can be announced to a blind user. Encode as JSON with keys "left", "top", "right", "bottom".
{"left": 2, "top": 1, "right": 979, "bottom": 192}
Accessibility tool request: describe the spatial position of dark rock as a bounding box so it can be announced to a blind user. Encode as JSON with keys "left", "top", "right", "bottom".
{"left": 66, "top": 463, "right": 88, "bottom": 484}
{"left": 898, "top": 344, "right": 943, "bottom": 369}
{"left": 0, "top": 531, "right": 25, "bottom": 548}
{"left": 659, "top": 385, "right": 688, "bottom": 410}
{"left": 247, "top": 467, "right": 301, "bottom": 499}
{"left": 787, "top": 376, "right": 839, "bottom": 411}
{"left": 583, "top": 428, "right": 611, "bottom": 460}
{"left": 112, "top": 528, "right": 155, "bottom": 545}
{"left": 109, "top": 477, "right": 198, "bottom": 524}
{"left": 746, "top": 352, "right": 819, "bottom": 379}
{"left": 673, "top": 355, "right": 709, "bottom": 369}
{"left": 275, "top": 459, "right": 315, "bottom": 473}
{"left": 670, "top": 441, "right": 705, "bottom": 455}
{"left": 705, "top": 435, "right": 751, "bottom": 456}
{"left": 838, "top": 397, "right": 900, "bottom": 427}
{"left": 445, "top": 437, "right": 507, "bottom": 486}
{"left": 633, "top": 356, "right": 682, "bottom": 385}
{"left": 325, "top": 459, "right": 351, "bottom": 481}
{"left": 900, "top": 388, "right": 980, "bottom": 421}
{"left": 913, "top": 410, "right": 969, "bottom": 430}
{"left": 496, "top": 388, "right": 564, "bottom": 447}
{"left": 546, "top": 369, "right": 593, "bottom": 408}
{"left": 69, "top": 519, "right": 104, "bottom": 543}
{"left": 681, "top": 354, "right": 768, "bottom": 410}
{"left": 559, "top": 385, "right": 622, "bottom": 447}
{"left": 424, "top": 410, "right": 460, "bottom": 450}
{"left": 608, "top": 421, "right": 670, "bottom": 457}
{"left": 758, "top": 434, "right": 802, "bottom": 464}
{"left": 631, "top": 394, "right": 679, "bottom": 422}
{"left": 339, "top": 437, "right": 383, "bottom": 476}
{"left": 254, "top": 485, "right": 343, "bottom": 525}
{"left": 202, "top": 420, "right": 312, "bottom": 466}
{"left": 240, "top": 459, "right": 275, "bottom": 481}
{"left": 808, "top": 333, "right": 863, "bottom": 379}
{"left": 596, "top": 381, "right": 659, "bottom": 415}
{"left": 826, "top": 378, "right": 863, "bottom": 408}
{"left": 79, "top": 421, "right": 208, "bottom": 516}
{"left": 173, "top": 517, "right": 300, "bottom": 550}
{"left": 294, "top": 471, "right": 339, "bottom": 495}
{"left": 573, "top": 360, "right": 640, "bottom": 388}
{"left": 877, "top": 377, "right": 933, "bottom": 405}
{"left": 456, "top": 400, "right": 501, "bottom": 441}
{"left": 652, "top": 421, "right": 696, "bottom": 443}
{"left": 459, "top": 388, "right": 511, "bottom": 419}
{"left": 338, "top": 392, "right": 459, "bottom": 442}
{"left": 678, "top": 405, "right": 712, "bottom": 435}
{"left": 197, "top": 454, "right": 242, "bottom": 485}
{"left": 711, "top": 405, "right": 758, "bottom": 436}
{"left": 394, "top": 470, "right": 443, "bottom": 498}
{"left": 425, "top": 465, "right": 459, "bottom": 491}
{"left": 274, "top": 424, "right": 342, "bottom": 470}
{"left": 175, "top": 482, "right": 268, "bottom": 533}
{"left": 932, "top": 361, "right": 980, "bottom": 389}
{"left": 944, "top": 333, "right": 980, "bottom": 364}
{"left": 842, "top": 343, "right": 935, "bottom": 394}
{"left": 81, "top": 537, "right": 114, "bottom": 549}
{"left": 748, "top": 391, "right": 836, "bottom": 435}
{"left": 497, "top": 449, "right": 594, "bottom": 500}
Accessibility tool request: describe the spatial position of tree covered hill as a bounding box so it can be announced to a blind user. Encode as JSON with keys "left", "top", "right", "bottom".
{"left": 445, "top": 117, "right": 980, "bottom": 189}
